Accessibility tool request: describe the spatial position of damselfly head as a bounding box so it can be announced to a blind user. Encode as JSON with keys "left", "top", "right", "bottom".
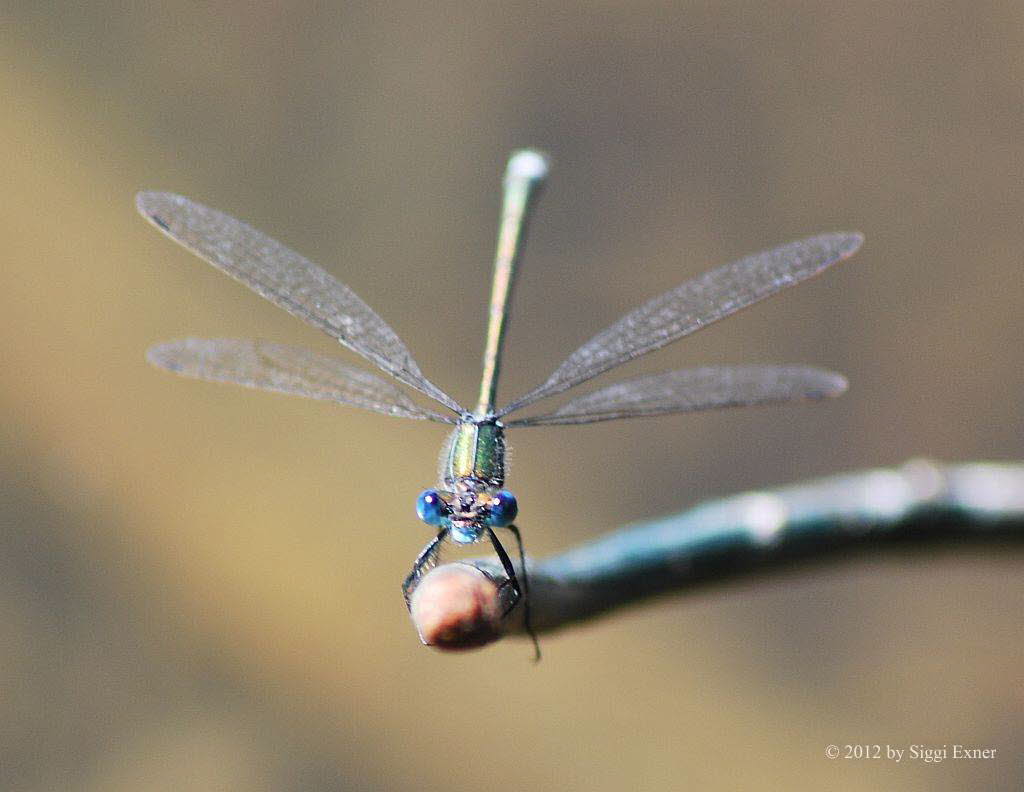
{"left": 484, "top": 490, "right": 518, "bottom": 527}
{"left": 416, "top": 488, "right": 451, "bottom": 526}
{"left": 415, "top": 484, "right": 518, "bottom": 541}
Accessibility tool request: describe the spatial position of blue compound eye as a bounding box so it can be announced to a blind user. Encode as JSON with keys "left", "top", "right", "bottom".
{"left": 416, "top": 489, "right": 449, "bottom": 526}
{"left": 486, "top": 490, "right": 518, "bottom": 527}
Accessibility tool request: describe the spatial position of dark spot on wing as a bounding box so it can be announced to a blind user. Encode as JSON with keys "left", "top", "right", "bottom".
{"left": 151, "top": 214, "right": 170, "bottom": 231}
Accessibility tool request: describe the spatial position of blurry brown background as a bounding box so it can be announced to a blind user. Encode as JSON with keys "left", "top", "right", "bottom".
{"left": 2, "top": 1, "right": 1022, "bottom": 790}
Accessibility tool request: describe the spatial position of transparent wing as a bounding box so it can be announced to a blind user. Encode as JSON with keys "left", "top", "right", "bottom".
{"left": 498, "top": 233, "right": 862, "bottom": 417}
{"left": 505, "top": 365, "right": 847, "bottom": 427}
{"left": 137, "top": 192, "right": 464, "bottom": 415}
{"left": 147, "top": 338, "right": 457, "bottom": 423}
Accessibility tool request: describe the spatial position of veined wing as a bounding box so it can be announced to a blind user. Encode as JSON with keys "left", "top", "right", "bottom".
{"left": 136, "top": 192, "right": 464, "bottom": 415}
{"left": 148, "top": 338, "right": 457, "bottom": 423}
{"left": 497, "top": 233, "right": 862, "bottom": 417}
{"left": 505, "top": 365, "right": 847, "bottom": 427}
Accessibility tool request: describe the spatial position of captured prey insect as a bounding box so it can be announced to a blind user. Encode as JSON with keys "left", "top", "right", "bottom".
{"left": 138, "top": 150, "right": 862, "bottom": 657}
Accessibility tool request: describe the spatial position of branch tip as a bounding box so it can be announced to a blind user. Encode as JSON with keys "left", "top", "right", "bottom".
{"left": 410, "top": 564, "right": 508, "bottom": 651}
{"left": 406, "top": 460, "right": 1024, "bottom": 654}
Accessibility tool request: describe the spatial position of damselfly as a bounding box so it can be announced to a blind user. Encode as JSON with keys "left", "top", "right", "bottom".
{"left": 139, "top": 150, "right": 862, "bottom": 655}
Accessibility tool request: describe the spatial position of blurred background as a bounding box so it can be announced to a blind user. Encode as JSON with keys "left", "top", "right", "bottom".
{"left": 2, "top": 1, "right": 1022, "bottom": 789}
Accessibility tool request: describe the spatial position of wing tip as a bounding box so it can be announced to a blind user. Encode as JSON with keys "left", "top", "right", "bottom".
{"left": 146, "top": 338, "right": 212, "bottom": 372}
{"left": 833, "top": 230, "right": 865, "bottom": 258}
{"left": 135, "top": 191, "right": 185, "bottom": 230}
{"left": 806, "top": 230, "right": 864, "bottom": 260}
{"left": 146, "top": 341, "right": 180, "bottom": 371}
{"left": 830, "top": 374, "right": 849, "bottom": 397}
{"left": 135, "top": 190, "right": 163, "bottom": 212}
{"left": 813, "top": 369, "right": 849, "bottom": 399}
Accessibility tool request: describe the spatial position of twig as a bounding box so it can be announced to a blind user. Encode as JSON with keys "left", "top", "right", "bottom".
{"left": 408, "top": 459, "right": 1024, "bottom": 651}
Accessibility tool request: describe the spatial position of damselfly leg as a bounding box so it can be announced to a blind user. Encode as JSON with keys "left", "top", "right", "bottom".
{"left": 402, "top": 528, "right": 449, "bottom": 607}
{"left": 487, "top": 526, "right": 540, "bottom": 659}
{"left": 504, "top": 524, "right": 540, "bottom": 660}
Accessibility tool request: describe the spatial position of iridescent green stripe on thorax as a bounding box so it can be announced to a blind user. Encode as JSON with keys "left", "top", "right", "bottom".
{"left": 445, "top": 421, "right": 506, "bottom": 487}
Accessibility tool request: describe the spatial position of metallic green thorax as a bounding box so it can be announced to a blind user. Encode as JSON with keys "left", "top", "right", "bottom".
{"left": 444, "top": 421, "right": 506, "bottom": 487}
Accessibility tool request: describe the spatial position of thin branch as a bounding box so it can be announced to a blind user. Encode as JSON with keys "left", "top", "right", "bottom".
{"left": 408, "top": 459, "right": 1024, "bottom": 651}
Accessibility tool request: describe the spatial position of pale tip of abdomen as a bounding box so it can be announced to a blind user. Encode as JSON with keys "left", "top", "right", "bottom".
{"left": 506, "top": 149, "right": 550, "bottom": 183}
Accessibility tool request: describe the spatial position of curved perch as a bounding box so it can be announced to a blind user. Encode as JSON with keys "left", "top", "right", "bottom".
{"left": 408, "top": 459, "right": 1024, "bottom": 651}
